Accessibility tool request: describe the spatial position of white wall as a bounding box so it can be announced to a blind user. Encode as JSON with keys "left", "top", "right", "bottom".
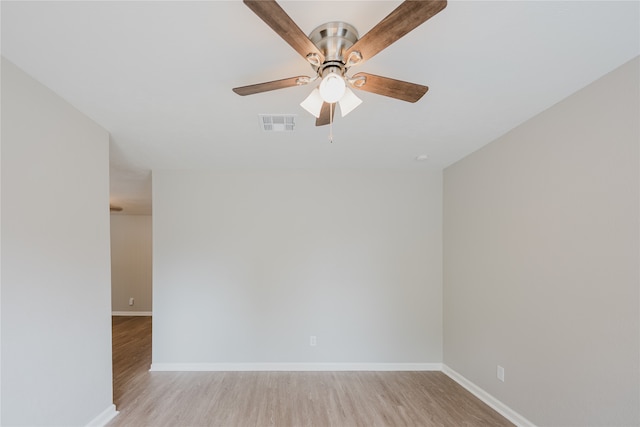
{"left": 152, "top": 170, "right": 442, "bottom": 366}
{"left": 110, "top": 214, "right": 153, "bottom": 313}
{"left": 1, "top": 58, "right": 114, "bottom": 425}
{"left": 443, "top": 57, "right": 639, "bottom": 426}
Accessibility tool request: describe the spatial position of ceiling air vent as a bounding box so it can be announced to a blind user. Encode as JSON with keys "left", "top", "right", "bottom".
{"left": 258, "top": 114, "right": 296, "bottom": 132}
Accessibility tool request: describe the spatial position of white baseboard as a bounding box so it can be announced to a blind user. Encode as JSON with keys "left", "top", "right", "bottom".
{"left": 442, "top": 365, "right": 535, "bottom": 427}
{"left": 85, "top": 404, "right": 118, "bottom": 427}
{"left": 150, "top": 362, "right": 442, "bottom": 372}
{"left": 112, "top": 311, "right": 152, "bottom": 316}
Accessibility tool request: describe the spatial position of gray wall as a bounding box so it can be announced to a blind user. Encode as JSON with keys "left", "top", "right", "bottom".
{"left": 443, "top": 57, "right": 639, "bottom": 426}
{"left": 152, "top": 170, "right": 442, "bottom": 366}
{"left": 1, "top": 58, "right": 114, "bottom": 425}
{"left": 111, "top": 214, "right": 153, "bottom": 313}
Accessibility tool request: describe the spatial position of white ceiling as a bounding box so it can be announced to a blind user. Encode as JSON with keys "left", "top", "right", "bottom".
{"left": 2, "top": 1, "right": 639, "bottom": 215}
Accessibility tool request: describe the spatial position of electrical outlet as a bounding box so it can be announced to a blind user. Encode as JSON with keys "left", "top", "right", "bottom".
{"left": 497, "top": 365, "right": 505, "bottom": 382}
{"left": 309, "top": 336, "right": 317, "bottom": 346}
{"left": 129, "top": 297, "right": 135, "bottom": 306}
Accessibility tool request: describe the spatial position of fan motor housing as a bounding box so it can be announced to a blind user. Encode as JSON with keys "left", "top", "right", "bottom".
{"left": 309, "top": 22, "right": 358, "bottom": 64}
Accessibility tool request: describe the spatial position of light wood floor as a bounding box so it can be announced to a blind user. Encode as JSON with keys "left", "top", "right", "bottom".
{"left": 109, "top": 316, "right": 513, "bottom": 426}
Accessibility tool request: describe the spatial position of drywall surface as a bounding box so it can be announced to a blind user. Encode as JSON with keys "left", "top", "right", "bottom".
{"left": 111, "top": 214, "right": 153, "bottom": 313}
{"left": 153, "top": 170, "right": 442, "bottom": 365}
{"left": 443, "top": 57, "right": 640, "bottom": 426}
{"left": 1, "top": 58, "right": 114, "bottom": 425}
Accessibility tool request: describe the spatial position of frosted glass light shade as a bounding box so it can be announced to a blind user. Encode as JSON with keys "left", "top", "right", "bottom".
{"left": 319, "top": 73, "right": 346, "bottom": 103}
{"left": 338, "top": 88, "right": 362, "bottom": 117}
{"left": 300, "top": 88, "right": 324, "bottom": 118}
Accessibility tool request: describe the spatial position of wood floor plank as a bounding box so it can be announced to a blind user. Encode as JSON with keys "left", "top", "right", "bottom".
{"left": 109, "top": 317, "right": 513, "bottom": 426}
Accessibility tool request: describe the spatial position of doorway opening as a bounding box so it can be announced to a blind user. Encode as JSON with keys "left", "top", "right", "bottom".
{"left": 109, "top": 211, "right": 153, "bottom": 407}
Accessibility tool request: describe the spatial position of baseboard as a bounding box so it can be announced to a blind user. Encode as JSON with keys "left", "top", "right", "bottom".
{"left": 150, "top": 362, "right": 443, "bottom": 372}
{"left": 85, "top": 404, "right": 118, "bottom": 427}
{"left": 112, "top": 311, "right": 152, "bottom": 316}
{"left": 442, "top": 365, "right": 535, "bottom": 427}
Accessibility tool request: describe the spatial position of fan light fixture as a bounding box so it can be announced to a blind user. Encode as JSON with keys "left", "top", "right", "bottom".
{"left": 300, "top": 64, "right": 362, "bottom": 120}
{"left": 300, "top": 89, "right": 324, "bottom": 118}
{"left": 318, "top": 70, "right": 346, "bottom": 103}
{"left": 338, "top": 87, "right": 362, "bottom": 117}
{"left": 300, "top": 86, "right": 362, "bottom": 119}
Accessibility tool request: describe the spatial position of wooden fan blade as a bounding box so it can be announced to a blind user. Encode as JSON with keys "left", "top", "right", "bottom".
{"left": 243, "top": 0, "right": 324, "bottom": 63}
{"left": 351, "top": 73, "right": 428, "bottom": 103}
{"left": 233, "top": 76, "right": 309, "bottom": 96}
{"left": 316, "top": 102, "right": 336, "bottom": 126}
{"left": 344, "top": 0, "right": 447, "bottom": 64}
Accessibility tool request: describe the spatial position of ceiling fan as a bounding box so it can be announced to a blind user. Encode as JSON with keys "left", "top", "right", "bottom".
{"left": 232, "top": 0, "right": 447, "bottom": 127}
